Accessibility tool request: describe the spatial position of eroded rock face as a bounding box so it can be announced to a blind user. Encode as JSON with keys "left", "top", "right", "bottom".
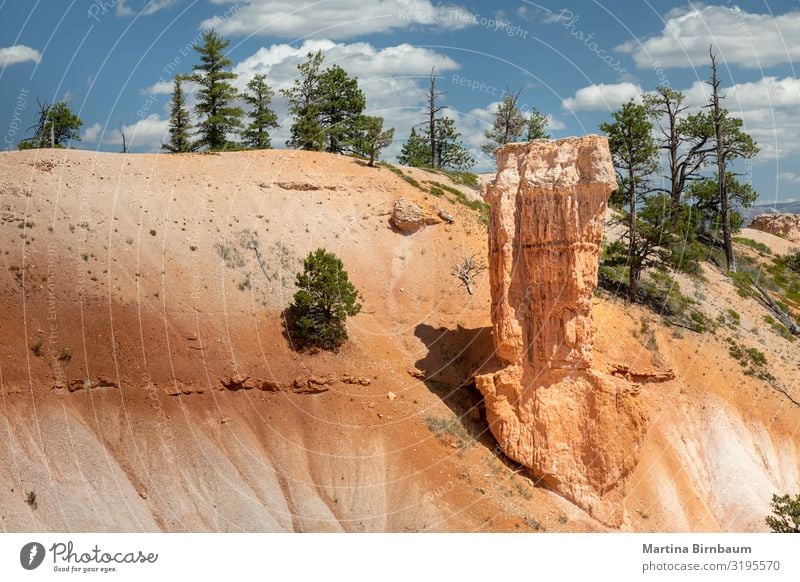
{"left": 475, "top": 136, "right": 648, "bottom": 526}
{"left": 750, "top": 213, "right": 800, "bottom": 243}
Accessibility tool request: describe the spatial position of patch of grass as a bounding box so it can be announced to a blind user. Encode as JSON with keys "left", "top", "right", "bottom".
{"left": 717, "top": 308, "right": 741, "bottom": 328}
{"left": 726, "top": 337, "right": 773, "bottom": 380}
{"left": 31, "top": 340, "right": 44, "bottom": 357}
{"left": 428, "top": 180, "right": 489, "bottom": 224}
{"left": 424, "top": 415, "right": 473, "bottom": 450}
{"left": 25, "top": 491, "right": 37, "bottom": 509}
{"left": 734, "top": 236, "right": 771, "bottom": 255}
{"left": 238, "top": 273, "right": 252, "bottom": 291}
{"left": 429, "top": 185, "right": 445, "bottom": 197}
{"left": 215, "top": 243, "right": 245, "bottom": 269}
{"left": 524, "top": 516, "right": 543, "bottom": 531}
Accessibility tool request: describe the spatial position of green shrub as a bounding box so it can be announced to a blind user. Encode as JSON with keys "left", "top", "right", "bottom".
{"left": 734, "top": 236, "right": 771, "bottom": 255}
{"left": 286, "top": 249, "right": 362, "bottom": 351}
{"left": 765, "top": 493, "right": 800, "bottom": 533}
{"left": 787, "top": 250, "right": 800, "bottom": 274}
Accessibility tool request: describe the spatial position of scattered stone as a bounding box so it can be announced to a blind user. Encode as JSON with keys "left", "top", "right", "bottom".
{"left": 438, "top": 207, "right": 455, "bottom": 224}
{"left": 389, "top": 199, "right": 440, "bottom": 233}
{"left": 387, "top": 391, "right": 397, "bottom": 401}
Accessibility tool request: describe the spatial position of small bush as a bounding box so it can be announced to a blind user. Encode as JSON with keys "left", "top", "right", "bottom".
{"left": 286, "top": 249, "right": 362, "bottom": 351}
{"left": 31, "top": 340, "right": 44, "bottom": 357}
{"left": 787, "top": 250, "right": 800, "bottom": 274}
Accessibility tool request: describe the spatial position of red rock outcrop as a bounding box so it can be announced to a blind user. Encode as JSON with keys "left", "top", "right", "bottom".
{"left": 749, "top": 213, "right": 800, "bottom": 243}
{"left": 475, "top": 136, "right": 648, "bottom": 526}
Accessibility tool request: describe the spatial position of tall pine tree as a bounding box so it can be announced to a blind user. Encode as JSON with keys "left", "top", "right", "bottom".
{"left": 242, "top": 73, "right": 278, "bottom": 149}
{"left": 282, "top": 51, "right": 326, "bottom": 151}
{"left": 188, "top": 30, "right": 243, "bottom": 151}
{"left": 162, "top": 78, "right": 193, "bottom": 153}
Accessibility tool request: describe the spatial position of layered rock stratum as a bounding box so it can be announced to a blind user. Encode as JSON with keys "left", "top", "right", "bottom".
{"left": 476, "top": 136, "right": 648, "bottom": 526}
{"left": 749, "top": 213, "right": 800, "bottom": 243}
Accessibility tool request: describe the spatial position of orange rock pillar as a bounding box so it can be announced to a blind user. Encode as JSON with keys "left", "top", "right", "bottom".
{"left": 476, "top": 136, "right": 647, "bottom": 526}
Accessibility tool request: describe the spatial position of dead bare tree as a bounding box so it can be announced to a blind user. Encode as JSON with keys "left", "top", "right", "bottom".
{"left": 119, "top": 124, "right": 128, "bottom": 153}
{"left": 746, "top": 274, "right": 800, "bottom": 336}
{"left": 454, "top": 255, "right": 487, "bottom": 295}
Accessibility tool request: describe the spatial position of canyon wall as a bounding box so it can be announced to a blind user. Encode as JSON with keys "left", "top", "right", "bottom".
{"left": 475, "top": 136, "right": 648, "bottom": 526}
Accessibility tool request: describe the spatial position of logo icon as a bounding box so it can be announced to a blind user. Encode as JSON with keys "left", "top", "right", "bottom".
{"left": 20, "top": 542, "right": 46, "bottom": 570}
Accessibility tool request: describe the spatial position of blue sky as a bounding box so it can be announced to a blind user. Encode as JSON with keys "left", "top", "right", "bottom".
{"left": 1, "top": 0, "right": 799, "bottom": 203}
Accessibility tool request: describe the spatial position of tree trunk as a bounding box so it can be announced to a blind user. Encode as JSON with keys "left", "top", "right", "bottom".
{"left": 627, "top": 167, "right": 637, "bottom": 302}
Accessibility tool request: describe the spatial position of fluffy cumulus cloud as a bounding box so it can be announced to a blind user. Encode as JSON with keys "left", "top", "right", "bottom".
{"left": 0, "top": 45, "right": 42, "bottom": 67}
{"left": 779, "top": 172, "right": 800, "bottom": 184}
{"left": 82, "top": 123, "right": 103, "bottom": 143}
{"left": 561, "top": 82, "right": 643, "bottom": 112}
{"left": 201, "top": 0, "right": 476, "bottom": 39}
{"left": 616, "top": 5, "right": 800, "bottom": 69}
{"left": 106, "top": 114, "right": 169, "bottom": 151}
{"left": 116, "top": 0, "right": 181, "bottom": 17}
{"left": 563, "top": 76, "right": 800, "bottom": 162}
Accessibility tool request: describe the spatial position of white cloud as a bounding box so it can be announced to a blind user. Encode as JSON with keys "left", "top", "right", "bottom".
{"left": 616, "top": 5, "right": 800, "bottom": 69}
{"left": 561, "top": 82, "right": 643, "bottom": 112}
{"left": 779, "top": 172, "right": 800, "bottom": 184}
{"left": 107, "top": 114, "right": 168, "bottom": 151}
{"left": 82, "top": 123, "right": 103, "bottom": 143}
{"left": 565, "top": 76, "right": 800, "bottom": 162}
{"left": 141, "top": 80, "right": 174, "bottom": 95}
{"left": 116, "top": 0, "right": 180, "bottom": 16}
{"left": 202, "top": 0, "right": 476, "bottom": 39}
{"left": 0, "top": 45, "right": 41, "bottom": 67}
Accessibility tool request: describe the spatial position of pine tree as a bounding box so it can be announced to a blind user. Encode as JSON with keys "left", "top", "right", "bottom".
{"left": 397, "top": 128, "right": 429, "bottom": 167}
{"left": 434, "top": 117, "right": 474, "bottom": 171}
{"left": 188, "top": 30, "right": 243, "bottom": 151}
{"left": 242, "top": 73, "right": 278, "bottom": 149}
{"left": 282, "top": 50, "right": 326, "bottom": 151}
{"left": 352, "top": 116, "right": 394, "bottom": 167}
{"left": 162, "top": 78, "right": 193, "bottom": 153}
{"left": 600, "top": 100, "right": 659, "bottom": 300}
{"left": 286, "top": 249, "right": 362, "bottom": 351}
{"left": 19, "top": 100, "right": 82, "bottom": 149}
{"left": 706, "top": 47, "right": 759, "bottom": 272}
{"left": 398, "top": 119, "right": 474, "bottom": 171}
{"left": 643, "top": 86, "right": 714, "bottom": 211}
{"left": 526, "top": 108, "right": 550, "bottom": 141}
{"left": 317, "top": 65, "right": 365, "bottom": 153}
{"left": 482, "top": 88, "right": 526, "bottom": 157}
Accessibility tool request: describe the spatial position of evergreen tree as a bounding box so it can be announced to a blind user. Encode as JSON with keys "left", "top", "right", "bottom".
{"left": 601, "top": 100, "right": 659, "bottom": 300}
{"left": 242, "top": 73, "right": 278, "bottom": 149}
{"left": 188, "top": 30, "right": 243, "bottom": 151}
{"left": 707, "top": 47, "right": 759, "bottom": 272}
{"left": 398, "top": 118, "right": 474, "bottom": 171}
{"left": 482, "top": 88, "right": 526, "bottom": 157}
{"left": 282, "top": 50, "right": 326, "bottom": 151}
{"left": 352, "top": 116, "right": 394, "bottom": 167}
{"left": 162, "top": 78, "right": 193, "bottom": 153}
{"left": 286, "top": 249, "right": 362, "bottom": 352}
{"left": 317, "top": 65, "right": 365, "bottom": 153}
{"left": 688, "top": 175, "right": 757, "bottom": 237}
{"left": 434, "top": 117, "right": 474, "bottom": 171}
{"left": 19, "top": 100, "right": 82, "bottom": 149}
{"left": 643, "top": 86, "right": 714, "bottom": 211}
{"left": 765, "top": 493, "right": 800, "bottom": 533}
{"left": 397, "top": 128, "right": 429, "bottom": 167}
{"left": 526, "top": 107, "right": 550, "bottom": 141}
